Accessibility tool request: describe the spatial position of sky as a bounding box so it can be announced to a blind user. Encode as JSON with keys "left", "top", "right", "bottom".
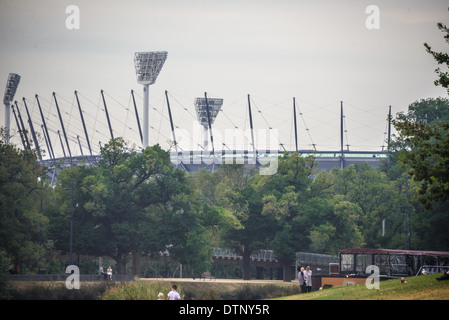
{"left": 0, "top": 0, "right": 448, "bottom": 159}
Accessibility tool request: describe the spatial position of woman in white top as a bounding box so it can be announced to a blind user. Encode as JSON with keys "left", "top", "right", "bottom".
{"left": 107, "top": 266, "right": 112, "bottom": 280}
{"left": 304, "top": 265, "right": 312, "bottom": 292}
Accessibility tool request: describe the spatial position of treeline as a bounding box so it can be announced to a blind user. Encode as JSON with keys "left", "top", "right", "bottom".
{"left": 1, "top": 97, "right": 448, "bottom": 283}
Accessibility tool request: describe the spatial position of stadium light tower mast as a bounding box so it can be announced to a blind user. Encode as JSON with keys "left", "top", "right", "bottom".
{"left": 134, "top": 51, "right": 167, "bottom": 149}
{"left": 194, "top": 95, "right": 223, "bottom": 151}
{"left": 3, "top": 73, "right": 21, "bottom": 144}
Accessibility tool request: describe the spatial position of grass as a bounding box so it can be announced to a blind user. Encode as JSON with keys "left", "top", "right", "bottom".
{"left": 7, "top": 281, "right": 110, "bottom": 300}
{"left": 274, "top": 273, "right": 449, "bottom": 300}
{"left": 102, "top": 280, "right": 300, "bottom": 300}
{"left": 102, "top": 280, "right": 169, "bottom": 300}
{"left": 8, "top": 274, "right": 448, "bottom": 300}
{"left": 6, "top": 279, "right": 299, "bottom": 300}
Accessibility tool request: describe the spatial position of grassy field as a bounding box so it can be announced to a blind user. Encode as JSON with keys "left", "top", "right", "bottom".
{"left": 6, "top": 274, "right": 449, "bottom": 300}
{"left": 275, "top": 273, "right": 449, "bottom": 300}
{"left": 103, "top": 279, "right": 301, "bottom": 300}
{"left": 6, "top": 278, "right": 300, "bottom": 300}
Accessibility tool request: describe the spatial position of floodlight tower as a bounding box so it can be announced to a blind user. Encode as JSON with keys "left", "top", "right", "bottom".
{"left": 3, "top": 73, "right": 21, "bottom": 144}
{"left": 134, "top": 51, "right": 168, "bottom": 149}
{"left": 194, "top": 95, "right": 223, "bottom": 151}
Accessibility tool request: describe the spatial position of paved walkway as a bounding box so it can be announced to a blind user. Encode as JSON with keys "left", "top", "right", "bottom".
{"left": 139, "top": 277, "right": 296, "bottom": 284}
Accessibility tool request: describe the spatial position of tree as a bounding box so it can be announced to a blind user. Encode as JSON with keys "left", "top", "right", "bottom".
{"left": 424, "top": 8, "right": 449, "bottom": 94}
{"left": 393, "top": 98, "right": 449, "bottom": 209}
{"left": 48, "top": 139, "right": 190, "bottom": 273}
{"left": 384, "top": 101, "right": 449, "bottom": 251}
{"left": 0, "top": 131, "right": 48, "bottom": 273}
{"left": 332, "top": 164, "right": 403, "bottom": 248}
{"left": 261, "top": 153, "right": 316, "bottom": 281}
{"left": 48, "top": 138, "right": 240, "bottom": 275}
{"left": 393, "top": 10, "right": 449, "bottom": 208}
{"left": 211, "top": 164, "right": 272, "bottom": 280}
{"left": 262, "top": 185, "right": 299, "bottom": 280}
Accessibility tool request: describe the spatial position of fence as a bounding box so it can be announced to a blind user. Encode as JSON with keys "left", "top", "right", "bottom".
{"left": 416, "top": 265, "right": 449, "bottom": 276}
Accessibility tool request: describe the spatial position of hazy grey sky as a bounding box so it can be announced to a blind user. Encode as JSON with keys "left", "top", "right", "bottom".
{"left": 1, "top": 0, "right": 448, "bottom": 157}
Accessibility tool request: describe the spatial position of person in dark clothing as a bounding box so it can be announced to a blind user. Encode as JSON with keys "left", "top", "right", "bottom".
{"left": 297, "top": 266, "right": 306, "bottom": 293}
{"left": 436, "top": 270, "right": 449, "bottom": 281}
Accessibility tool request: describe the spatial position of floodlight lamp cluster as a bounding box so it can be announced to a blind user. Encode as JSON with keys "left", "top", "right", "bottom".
{"left": 3, "top": 73, "right": 21, "bottom": 105}
{"left": 134, "top": 51, "right": 168, "bottom": 85}
{"left": 194, "top": 97, "right": 223, "bottom": 128}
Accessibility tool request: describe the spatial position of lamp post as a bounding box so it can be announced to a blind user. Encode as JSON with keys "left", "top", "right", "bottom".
{"left": 3, "top": 73, "right": 21, "bottom": 144}
{"left": 400, "top": 205, "right": 409, "bottom": 250}
{"left": 134, "top": 51, "right": 167, "bottom": 149}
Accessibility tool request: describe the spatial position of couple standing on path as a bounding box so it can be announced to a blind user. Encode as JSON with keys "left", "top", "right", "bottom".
{"left": 298, "top": 265, "right": 312, "bottom": 293}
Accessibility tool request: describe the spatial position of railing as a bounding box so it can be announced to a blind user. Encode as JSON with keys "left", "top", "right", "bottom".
{"left": 416, "top": 265, "right": 449, "bottom": 276}
{"left": 296, "top": 252, "right": 338, "bottom": 265}
{"left": 212, "top": 248, "right": 277, "bottom": 262}
{"left": 39, "top": 151, "right": 386, "bottom": 168}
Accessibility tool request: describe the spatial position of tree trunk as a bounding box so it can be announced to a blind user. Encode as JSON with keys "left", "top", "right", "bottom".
{"left": 282, "top": 263, "right": 294, "bottom": 282}
{"left": 132, "top": 252, "right": 141, "bottom": 275}
{"left": 242, "top": 250, "right": 251, "bottom": 280}
{"left": 114, "top": 251, "right": 127, "bottom": 274}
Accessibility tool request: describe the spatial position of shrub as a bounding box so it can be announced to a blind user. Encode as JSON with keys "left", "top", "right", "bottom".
{"left": 101, "top": 281, "right": 173, "bottom": 300}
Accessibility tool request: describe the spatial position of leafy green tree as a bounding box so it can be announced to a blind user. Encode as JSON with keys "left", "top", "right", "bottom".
{"left": 392, "top": 11, "right": 449, "bottom": 208}
{"left": 0, "top": 133, "right": 48, "bottom": 273}
{"left": 392, "top": 97, "right": 449, "bottom": 209}
{"left": 261, "top": 153, "right": 316, "bottom": 281}
{"left": 262, "top": 185, "right": 299, "bottom": 279}
{"left": 424, "top": 9, "right": 449, "bottom": 94}
{"left": 382, "top": 98, "right": 449, "bottom": 251}
{"left": 409, "top": 201, "right": 449, "bottom": 251}
{"left": 49, "top": 139, "right": 186, "bottom": 273}
{"left": 211, "top": 164, "right": 272, "bottom": 280}
{"left": 332, "top": 164, "right": 403, "bottom": 248}
{"left": 49, "top": 138, "right": 240, "bottom": 275}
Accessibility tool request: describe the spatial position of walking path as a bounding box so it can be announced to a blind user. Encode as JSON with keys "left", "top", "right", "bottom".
{"left": 139, "top": 277, "right": 295, "bottom": 284}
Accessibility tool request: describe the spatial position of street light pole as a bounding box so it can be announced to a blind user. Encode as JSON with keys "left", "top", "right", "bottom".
{"left": 400, "top": 205, "right": 409, "bottom": 250}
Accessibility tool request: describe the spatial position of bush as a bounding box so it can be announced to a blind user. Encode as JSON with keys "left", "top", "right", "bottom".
{"left": 0, "top": 250, "right": 11, "bottom": 299}
{"left": 6, "top": 280, "right": 300, "bottom": 300}
{"left": 8, "top": 282, "right": 110, "bottom": 300}
{"left": 102, "top": 281, "right": 173, "bottom": 300}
